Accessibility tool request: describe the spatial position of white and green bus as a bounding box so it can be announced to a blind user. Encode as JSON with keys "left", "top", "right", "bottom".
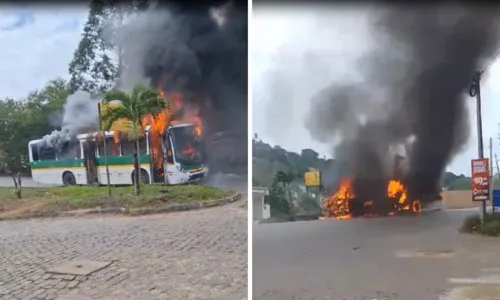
{"left": 28, "top": 123, "right": 208, "bottom": 186}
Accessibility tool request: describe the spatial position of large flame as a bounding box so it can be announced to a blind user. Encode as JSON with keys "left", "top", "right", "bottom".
{"left": 323, "top": 178, "right": 422, "bottom": 220}
{"left": 101, "top": 85, "right": 204, "bottom": 179}
{"left": 145, "top": 89, "right": 203, "bottom": 174}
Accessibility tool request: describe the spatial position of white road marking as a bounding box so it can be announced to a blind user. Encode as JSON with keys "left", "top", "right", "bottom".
{"left": 440, "top": 285, "right": 500, "bottom": 300}
{"left": 396, "top": 250, "right": 455, "bottom": 258}
{"left": 448, "top": 276, "right": 500, "bottom": 285}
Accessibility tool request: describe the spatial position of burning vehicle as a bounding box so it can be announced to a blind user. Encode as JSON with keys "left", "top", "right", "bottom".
{"left": 27, "top": 1, "right": 247, "bottom": 186}
{"left": 306, "top": 6, "right": 499, "bottom": 220}
{"left": 323, "top": 151, "right": 424, "bottom": 220}
{"left": 29, "top": 92, "right": 207, "bottom": 186}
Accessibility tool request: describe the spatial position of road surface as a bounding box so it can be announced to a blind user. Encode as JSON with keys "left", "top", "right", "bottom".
{"left": 253, "top": 210, "right": 500, "bottom": 300}
{"left": 0, "top": 176, "right": 54, "bottom": 187}
{"left": 0, "top": 176, "right": 248, "bottom": 300}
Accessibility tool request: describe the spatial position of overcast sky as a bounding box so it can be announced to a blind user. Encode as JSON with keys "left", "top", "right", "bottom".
{"left": 2, "top": 5, "right": 500, "bottom": 177}
{"left": 252, "top": 5, "right": 500, "bottom": 176}
{"left": 0, "top": 4, "right": 87, "bottom": 100}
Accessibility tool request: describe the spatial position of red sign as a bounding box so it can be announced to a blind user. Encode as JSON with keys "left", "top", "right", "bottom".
{"left": 471, "top": 158, "right": 490, "bottom": 202}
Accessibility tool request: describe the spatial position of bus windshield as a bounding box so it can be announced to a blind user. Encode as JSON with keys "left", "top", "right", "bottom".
{"left": 169, "top": 125, "right": 205, "bottom": 165}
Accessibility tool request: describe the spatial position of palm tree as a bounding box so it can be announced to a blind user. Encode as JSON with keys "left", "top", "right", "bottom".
{"left": 101, "top": 84, "right": 168, "bottom": 195}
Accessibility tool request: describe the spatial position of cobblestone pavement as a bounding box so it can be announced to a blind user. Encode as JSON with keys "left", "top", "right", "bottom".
{"left": 253, "top": 210, "right": 500, "bottom": 300}
{"left": 0, "top": 198, "right": 247, "bottom": 300}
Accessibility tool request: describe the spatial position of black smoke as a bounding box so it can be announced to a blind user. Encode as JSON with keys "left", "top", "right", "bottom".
{"left": 307, "top": 5, "right": 499, "bottom": 213}
{"left": 122, "top": 1, "right": 248, "bottom": 174}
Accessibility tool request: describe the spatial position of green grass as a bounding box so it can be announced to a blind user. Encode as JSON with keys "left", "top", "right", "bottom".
{"left": 0, "top": 185, "right": 233, "bottom": 217}
{"left": 460, "top": 213, "right": 500, "bottom": 237}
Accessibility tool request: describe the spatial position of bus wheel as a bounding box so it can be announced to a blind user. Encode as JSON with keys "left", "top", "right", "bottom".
{"left": 62, "top": 172, "right": 76, "bottom": 186}
{"left": 132, "top": 169, "right": 150, "bottom": 185}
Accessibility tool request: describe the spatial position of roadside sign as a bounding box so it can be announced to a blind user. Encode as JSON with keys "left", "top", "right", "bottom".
{"left": 471, "top": 158, "right": 490, "bottom": 202}
{"left": 305, "top": 171, "right": 321, "bottom": 187}
{"left": 493, "top": 190, "right": 500, "bottom": 208}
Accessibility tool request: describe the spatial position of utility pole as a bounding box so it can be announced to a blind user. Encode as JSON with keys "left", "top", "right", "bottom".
{"left": 470, "top": 71, "right": 487, "bottom": 220}
{"left": 495, "top": 153, "right": 500, "bottom": 178}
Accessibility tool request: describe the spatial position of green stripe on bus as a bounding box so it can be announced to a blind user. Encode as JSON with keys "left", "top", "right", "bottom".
{"left": 31, "top": 159, "right": 84, "bottom": 169}
{"left": 30, "top": 155, "right": 150, "bottom": 169}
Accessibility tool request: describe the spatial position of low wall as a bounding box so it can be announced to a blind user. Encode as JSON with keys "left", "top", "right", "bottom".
{"left": 441, "top": 190, "right": 491, "bottom": 209}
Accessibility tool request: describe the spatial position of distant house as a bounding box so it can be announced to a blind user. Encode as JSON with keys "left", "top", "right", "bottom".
{"left": 253, "top": 187, "right": 271, "bottom": 222}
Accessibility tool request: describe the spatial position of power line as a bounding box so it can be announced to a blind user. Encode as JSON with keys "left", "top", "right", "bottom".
{"left": 481, "top": 48, "right": 500, "bottom": 75}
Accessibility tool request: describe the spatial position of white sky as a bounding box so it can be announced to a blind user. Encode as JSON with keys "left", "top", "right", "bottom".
{"left": 0, "top": 4, "right": 88, "bottom": 100}
{"left": 252, "top": 5, "right": 500, "bottom": 176}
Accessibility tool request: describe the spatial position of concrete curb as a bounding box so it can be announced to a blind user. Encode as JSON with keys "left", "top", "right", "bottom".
{"left": 0, "top": 192, "right": 241, "bottom": 221}
{"left": 126, "top": 192, "right": 241, "bottom": 216}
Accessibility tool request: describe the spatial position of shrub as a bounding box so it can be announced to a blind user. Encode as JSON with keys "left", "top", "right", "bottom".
{"left": 459, "top": 214, "right": 482, "bottom": 233}
{"left": 460, "top": 213, "right": 500, "bottom": 236}
{"left": 481, "top": 220, "right": 500, "bottom": 236}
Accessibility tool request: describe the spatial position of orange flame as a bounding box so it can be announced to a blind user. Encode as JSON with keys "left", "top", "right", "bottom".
{"left": 323, "top": 178, "right": 421, "bottom": 220}
{"left": 139, "top": 87, "right": 203, "bottom": 176}
{"left": 323, "top": 179, "right": 354, "bottom": 219}
{"left": 113, "top": 131, "right": 120, "bottom": 156}
{"left": 104, "top": 83, "right": 203, "bottom": 180}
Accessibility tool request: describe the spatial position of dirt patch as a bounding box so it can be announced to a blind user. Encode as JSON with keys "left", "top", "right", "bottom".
{"left": 0, "top": 201, "right": 44, "bottom": 219}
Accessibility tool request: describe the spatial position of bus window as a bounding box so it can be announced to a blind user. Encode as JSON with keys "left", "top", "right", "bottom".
{"left": 58, "top": 141, "right": 80, "bottom": 160}
{"left": 39, "top": 146, "right": 56, "bottom": 161}
{"left": 121, "top": 140, "right": 134, "bottom": 156}
{"left": 166, "top": 137, "right": 174, "bottom": 164}
{"left": 121, "top": 137, "right": 148, "bottom": 156}
{"left": 98, "top": 137, "right": 118, "bottom": 157}
{"left": 139, "top": 136, "right": 147, "bottom": 155}
{"left": 31, "top": 145, "right": 39, "bottom": 162}
{"left": 76, "top": 142, "right": 82, "bottom": 159}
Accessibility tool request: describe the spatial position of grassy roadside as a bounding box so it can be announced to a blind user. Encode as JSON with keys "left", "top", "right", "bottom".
{"left": 0, "top": 185, "right": 233, "bottom": 219}
{"left": 460, "top": 213, "right": 500, "bottom": 236}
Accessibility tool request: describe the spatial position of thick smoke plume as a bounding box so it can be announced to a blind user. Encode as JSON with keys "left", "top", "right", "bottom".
{"left": 116, "top": 1, "right": 248, "bottom": 173}
{"left": 307, "top": 5, "right": 500, "bottom": 210}
{"left": 41, "top": 2, "right": 247, "bottom": 174}
{"left": 39, "top": 91, "right": 99, "bottom": 149}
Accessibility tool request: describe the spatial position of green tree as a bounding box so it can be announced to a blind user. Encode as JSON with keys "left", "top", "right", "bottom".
{"left": 275, "top": 170, "right": 296, "bottom": 205}
{"left": 68, "top": 1, "right": 146, "bottom": 93}
{"left": 101, "top": 84, "right": 167, "bottom": 195}
{"left": 0, "top": 79, "right": 69, "bottom": 174}
{"left": 266, "top": 181, "right": 291, "bottom": 218}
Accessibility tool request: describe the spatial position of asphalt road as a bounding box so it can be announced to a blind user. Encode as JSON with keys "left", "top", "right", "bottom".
{"left": 253, "top": 210, "right": 500, "bottom": 300}
{"left": 0, "top": 176, "right": 54, "bottom": 187}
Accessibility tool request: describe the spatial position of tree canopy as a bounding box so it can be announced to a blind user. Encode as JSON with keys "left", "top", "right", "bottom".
{"left": 0, "top": 79, "right": 70, "bottom": 174}
{"left": 68, "top": 0, "right": 149, "bottom": 94}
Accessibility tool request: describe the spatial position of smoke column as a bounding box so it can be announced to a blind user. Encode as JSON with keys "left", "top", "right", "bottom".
{"left": 115, "top": 1, "right": 248, "bottom": 173}
{"left": 306, "top": 5, "right": 500, "bottom": 210}
{"left": 41, "top": 1, "right": 247, "bottom": 175}
{"left": 39, "top": 91, "right": 100, "bottom": 149}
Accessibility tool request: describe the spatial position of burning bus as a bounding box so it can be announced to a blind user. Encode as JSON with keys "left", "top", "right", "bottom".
{"left": 28, "top": 122, "right": 207, "bottom": 186}
{"left": 321, "top": 141, "right": 442, "bottom": 220}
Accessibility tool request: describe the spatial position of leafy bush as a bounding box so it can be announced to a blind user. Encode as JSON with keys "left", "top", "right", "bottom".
{"left": 266, "top": 182, "right": 291, "bottom": 219}
{"left": 460, "top": 213, "right": 500, "bottom": 236}
{"left": 459, "top": 214, "right": 482, "bottom": 233}
{"left": 481, "top": 220, "right": 500, "bottom": 236}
